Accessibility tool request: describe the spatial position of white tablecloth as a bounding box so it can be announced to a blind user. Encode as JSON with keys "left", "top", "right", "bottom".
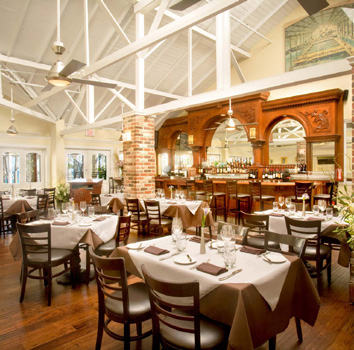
{"left": 3, "top": 197, "right": 37, "bottom": 211}
{"left": 100, "top": 193, "right": 124, "bottom": 207}
{"left": 142, "top": 199, "right": 202, "bottom": 215}
{"left": 126, "top": 236, "right": 290, "bottom": 311}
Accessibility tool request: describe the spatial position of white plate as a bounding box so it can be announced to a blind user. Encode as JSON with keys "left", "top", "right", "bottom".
{"left": 209, "top": 241, "right": 225, "bottom": 249}
{"left": 262, "top": 253, "right": 287, "bottom": 263}
{"left": 79, "top": 223, "right": 92, "bottom": 227}
{"left": 126, "top": 242, "right": 145, "bottom": 250}
{"left": 174, "top": 255, "right": 197, "bottom": 265}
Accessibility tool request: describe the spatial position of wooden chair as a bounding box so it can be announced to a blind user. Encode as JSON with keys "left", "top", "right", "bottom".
{"left": 240, "top": 212, "right": 280, "bottom": 250}
{"left": 249, "top": 181, "right": 275, "bottom": 211}
{"left": 17, "top": 222, "right": 77, "bottom": 306}
{"left": 20, "top": 189, "right": 37, "bottom": 196}
{"left": 144, "top": 200, "right": 172, "bottom": 236}
{"left": 314, "top": 181, "right": 338, "bottom": 206}
{"left": 226, "top": 180, "right": 251, "bottom": 223}
{"left": 17, "top": 209, "right": 39, "bottom": 224}
{"left": 288, "top": 182, "right": 313, "bottom": 210}
{"left": 37, "top": 194, "right": 49, "bottom": 217}
{"left": 91, "top": 193, "right": 101, "bottom": 206}
{"left": 217, "top": 221, "right": 249, "bottom": 244}
{"left": 142, "top": 264, "right": 229, "bottom": 350}
{"left": 72, "top": 189, "right": 92, "bottom": 205}
{"left": 95, "top": 215, "right": 131, "bottom": 256}
{"left": 43, "top": 187, "right": 56, "bottom": 209}
{"left": 94, "top": 205, "right": 110, "bottom": 215}
{"left": 108, "top": 177, "right": 116, "bottom": 194}
{"left": 186, "top": 179, "right": 204, "bottom": 200}
{"left": 0, "top": 197, "right": 13, "bottom": 235}
{"left": 89, "top": 247, "right": 152, "bottom": 350}
{"left": 126, "top": 198, "right": 147, "bottom": 235}
{"left": 285, "top": 216, "right": 332, "bottom": 294}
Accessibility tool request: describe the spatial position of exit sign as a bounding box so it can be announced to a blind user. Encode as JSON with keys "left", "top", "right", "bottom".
{"left": 86, "top": 130, "right": 95, "bottom": 137}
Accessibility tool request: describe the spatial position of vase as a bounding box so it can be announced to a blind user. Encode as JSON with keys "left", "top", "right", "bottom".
{"left": 302, "top": 201, "right": 306, "bottom": 217}
{"left": 200, "top": 227, "right": 206, "bottom": 254}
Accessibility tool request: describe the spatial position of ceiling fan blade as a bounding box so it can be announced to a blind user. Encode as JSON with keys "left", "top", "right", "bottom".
{"left": 72, "top": 78, "right": 117, "bottom": 89}
{"left": 205, "top": 127, "right": 217, "bottom": 131}
{"left": 238, "top": 122, "right": 258, "bottom": 126}
{"left": 60, "top": 59, "right": 86, "bottom": 77}
{"left": 41, "top": 84, "right": 54, "bottom": 92}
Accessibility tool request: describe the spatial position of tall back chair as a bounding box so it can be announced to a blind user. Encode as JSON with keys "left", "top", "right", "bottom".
{"left": 314, "top": 181, "right": 338, "bottom": 206}
{"left": 91, "top": 193, "right": 101, "bottom": 206}
{"left": 44, "top": 188, "right": 56, "bottom": 209}
{"left": 289, "top": 182, "right": 313, "bottom": 209}
{"left": 144, "top": 200, "right": 172, "bottom": 236}
{"left": 17, "top": 222, "right": 76, "bottom": 306}
{"left": 126, "top": 198, "right": 147, "bottom": 235}
{"left": 37, "top": 194, "right": 49, "bottom": 217}
{"left": 200, "top": 180, "right": 227, "bottom": 221}
{"left": 226, "top": 180, "right": 251, "bottom": 223}
{"left": 249, "top": 181, "right": 275, "bottom": 211}
{"left": 186, "top": 179, "right": 197, "bottom": 200}
{"left": 217, "top": 221, "right": 249, "bottom": 244}
{"left": 285, "top": 216, "right": 331, "bottom": 294}
{"left": 142, "top": 264, "right": 229, "bottom": 350}
{"left": 108, "top": 177, "right": 115, "bottom": 193}
{"left": 0, "top": 197, "right": 13, "bottom": 235}
{"left": 89, "top": 247, "right": 152, "bottom": 349}
{"left": 17, "top": 209, "right": 39, "bottom": 224}
{"left": 21, "top": 189, "right": 37, "bottom": 196}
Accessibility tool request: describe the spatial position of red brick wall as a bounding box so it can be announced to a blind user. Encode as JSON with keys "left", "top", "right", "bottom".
{"left": 123, "top": 114, "right": 156, "bottom": 199}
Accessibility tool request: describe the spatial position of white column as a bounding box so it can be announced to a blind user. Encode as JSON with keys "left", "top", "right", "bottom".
{"left": 135, "top": 12, "right": 145, "bottom": 111}
{"left": 188, "top": 28, "right": 193, "bottom": 97}
{"left": 216, "top": 11, "right": 231, "bottom": 90}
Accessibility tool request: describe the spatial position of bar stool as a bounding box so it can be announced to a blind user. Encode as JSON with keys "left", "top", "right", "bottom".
{"left": 249, "top": 181, "right": 275, "bottom": 211}
{"left": 288, "top": 181, "right": 313, "bottom": 210}
{"left": 313, "top": 181, "right": 338, "bottom": 206}
{"left": 226, "top": 180, "right": 251, "bottom": 224}
{"left": 186, "top": 179, "right": 204, "bottom": 200}
{"left": 201, "top": 180, "right": 227, "bottom": 221}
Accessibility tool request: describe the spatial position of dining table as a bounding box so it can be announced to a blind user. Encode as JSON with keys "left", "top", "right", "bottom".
{"left": 111, "top": 235, "right": 320, "bottom": 350}
{"left": 3, "top": 196, "right": 37, "bottom": 214}
{"left": 100, "top": 193, "right": 124, "bottom": 214}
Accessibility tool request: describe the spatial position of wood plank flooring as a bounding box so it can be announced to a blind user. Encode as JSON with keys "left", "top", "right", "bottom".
{"left": 0, "top": 231, "right": 353, "bottom": 350}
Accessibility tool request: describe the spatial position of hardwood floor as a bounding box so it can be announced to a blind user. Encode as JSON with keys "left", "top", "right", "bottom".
{"left": 0, "top": 231, "right": 353, "bottom": 350}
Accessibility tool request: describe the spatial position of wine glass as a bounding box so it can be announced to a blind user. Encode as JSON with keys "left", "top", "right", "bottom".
{"left": 285, "top": 197, "right": 291, "bottom": 211}
{"left": 80, "top": 201, "right": 87, "bottom": 216}
{"left": 318, "top": 200, "right": 326, "bottom": 218}
{"left": 221, "top": 225, "right": 233, "bottom": 242}
{"left": 278, "top": 196, "right": 284, "bottom": 211}
{"left": 61, "top": 202, "right": 68, "bottom": 216}
{"left": 289, "top": 203, "right": 296, "bottom": 216}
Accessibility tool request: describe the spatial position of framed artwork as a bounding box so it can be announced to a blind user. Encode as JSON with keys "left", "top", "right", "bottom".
{"left": 285, "top": 4, "right": 354, "bottom": 72}
{"left": 281, "top": 157, "right": 288, "bottom": 164}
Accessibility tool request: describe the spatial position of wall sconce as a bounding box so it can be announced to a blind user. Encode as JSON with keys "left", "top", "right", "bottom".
{"left": 188, "top": 134, "right": 194, "bottom": 145}
{"left": 249, "top": 128, "right": 256, "bottom": 139}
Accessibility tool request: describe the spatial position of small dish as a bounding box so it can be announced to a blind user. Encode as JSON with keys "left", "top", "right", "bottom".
{"left": 174, "top": 255, "right": 197, "bottom": 265}
{"left": 126, "top": 242, "right": 145, "bottom": 250}
{"left": 262, "top": 253, "right": 287, "bottom": 263}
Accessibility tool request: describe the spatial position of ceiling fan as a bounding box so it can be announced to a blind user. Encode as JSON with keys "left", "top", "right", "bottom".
{"left": 205, "top": 98, "right": 258, "bottom": 131}
{"left": 42, "top": 0, "right": 117, "bottom": 92}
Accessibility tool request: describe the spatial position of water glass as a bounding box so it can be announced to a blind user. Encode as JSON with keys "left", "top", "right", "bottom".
{"left": 289, "top": 203, "right": 296, "bottom": 216}
{"left": 88, "top": 206, "right": 95, "bottom": 218}
{"left": 326, "top": 207, "right": 333, "bottom": 221}
{"left": 217, "top": 234, "right": 225, "bottom": 253}
{"left": 221, "top": 225, "right": 233, "bottom": 242}
{"left": 285, "top": 197, "right": 292, "bottom": 210}
{"left": 224, "top": 244, "right": 236, "bottom": 268}
{"left": 273, "top": 202, "right": 279, "bottom": 212}
{"left": 61, "top": 202, "right": 69, "bottom": 216}
{"left": 318, "top": 200, "right": 327, "bottom": 217}
{"left": 313, "top": 205, "right": 319, "bottom": 216}
{"left": 176, "top": 232, "right": 187, "bottom": 252}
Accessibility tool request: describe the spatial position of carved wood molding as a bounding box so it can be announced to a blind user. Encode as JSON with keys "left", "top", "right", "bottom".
{"left": 237, "top": 106, "right": 256, "bottom": 123}
{"left": 300, "top": 109, "right": 330, "bottom": 131}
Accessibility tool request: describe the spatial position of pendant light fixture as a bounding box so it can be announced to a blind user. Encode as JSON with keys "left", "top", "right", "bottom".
{"left": 225, "top": 99, "right": 236, "bottom": 131}
{"left": 7, "top": 86, "right": 18, "bottom": 135}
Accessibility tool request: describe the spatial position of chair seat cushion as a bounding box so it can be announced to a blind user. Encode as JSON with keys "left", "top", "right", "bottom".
{"left": 247, "top": 236, "right": 280, "bottom": 250}
{"left": 295, "top": 243, "right": 331, "bottom": 258}
{"left": 252, "top": 195, "right": 275, "bottom": 201}
{"left": 105, "top": 282, "right": 151, "bottom": 318}
{"left": 313, "top": 194, "right": 330, "bottom": 200}
{"left": 238, "top": 193, "right": 251, "bottom": 199}
{"left": 131, "top": 214, "right": 147, "bottom": 222}
{"left": 28, "top": 248, "right": 73, "bottom": 264}
{"left": 214, "top": 192, "right": 226, "bottom": 196}
{"left": 288, "top": 195, "right": 311, "bottom": 202}
{"left": 150, "top": 218, "right": 172, "bottom": 226}
{"left": 196, "top": 191, "right": 205, "bottom": 195}
{"left": 161, "top": 310, "right": 229, "bottom": 350}
{"left": 95, "top": 239, "right": 116, "bottom": 255}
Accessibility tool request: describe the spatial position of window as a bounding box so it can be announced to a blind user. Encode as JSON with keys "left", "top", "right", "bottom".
{"left": 92, "top": 153, "right": 107, "bottom": 179}
{"left": 26, "top": 153, "right": 41, "bottom": 182}
{"left": 3, "top": 152, "right": 20, "bottom": 184}
{"left": 67, "top": 153, "right": 84, "bottom": 180}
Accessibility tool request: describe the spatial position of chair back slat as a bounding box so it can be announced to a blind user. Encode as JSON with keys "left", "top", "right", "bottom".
{"left": 203, "top": 180, "right": 213, "bottom": 195}
{"left": 294, "top": 182, "right": 313, "bottom": 199}
{"left": 91, "top": 193, "right": 101, "bottom": 206}
{"left": 116, "top": 215, "right": 131, "bottom": 246}
{"left": 0, "top": 197, "right": 4, "bottom": 216}
{"left": 43, "top": 188, "right": 56, "bottom": 209}
{"left": 226, "top": 180, "right": 238, "bottom": 197}
{"left": 17, "top": 209, "right": 39, "bottom": 224}
{"left": 249, "top": 181, "right": 262, "bottom": 197}
{"left": 186, "top": 180, "right": 196, "bottom": 200}
{"left": 240, "top": 211, "right": 269, "bottom": 232}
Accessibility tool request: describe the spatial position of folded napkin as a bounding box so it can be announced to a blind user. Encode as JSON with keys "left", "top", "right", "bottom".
{"left": 240, "top": 246, "right": 266, "bottom": 255}
{"left": 52, "top": 221, "right": 71, "bottom": 226}
{"left": 196, "top": 262, "right": 228, "bottom": 276}
{"left": 144, "top": 245, "right": 170, "bottom": 255}
{"left": 269, "top": 213, "right": 284, "bottom": 217}
{"left": 307, "top": 217, "right": 324, "bottom": 221}
{"left": 94, "top": 217, "right": 106, "bottom": 222}
{"left": 189, "top": 236, "right": 211, "bottom": 243}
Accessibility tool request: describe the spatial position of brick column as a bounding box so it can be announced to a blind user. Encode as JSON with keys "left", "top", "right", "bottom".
{"left": 123, "top": 114, "right": 156, "bottom": 199}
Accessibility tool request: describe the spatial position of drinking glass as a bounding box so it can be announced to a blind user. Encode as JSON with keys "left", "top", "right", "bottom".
{"left": 289, "top": 203, "right": 296, "bottom": 216}
{"left": 88, "top": 206, "right": 95, "bottom": 218}
{"left": 285, "top": 197, "right": 291, "bottom": 211}
{"left": 313, "top": 204, "right": 319, "bottom": 216}
{"left": 176, "top": 232, "right": 187, "bottom": 252}
{"left": 221, "top": 225, "right": 233, "bottom": 242}
{"left": 318, "top": 200, "right": 326, "bottom": 218}
{"left": 80, "top": 201, "right": 87, "bottom": 216}
{"left": 278, "top": 196, "right": 284, "bottom": 211}
{"left": 180, "top": 192, "right": 186, "bottom": 202}
{"left": 224, "top": 244, "right": 236, "bottom": 268}
{"left": 326, "top": 207, "right": 333, "bottom": 221}
{"left": 72, "top": 202, "right": 79, "bottom": 215}
{"left": 216, "top": 234, "right": 225, "bottom": 253}
{"left": 175, "top": 190, "right": 180, "bottom": 201}
{"left": 61, "top": 202, "right": 68, "bottom": 216}
{"left": 273, "top": 202, "right": 279, "bottom": 212}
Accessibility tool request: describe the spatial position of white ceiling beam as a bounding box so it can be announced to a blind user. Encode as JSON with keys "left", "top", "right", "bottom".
{"left": 0, "top": 98, "right": 55, "bottom": 124}
{"left": 65, "top": 91, "right": 88, "bottom": 123}
{"left": 231, "top": 51, "right": 246, "bottom": 83}
{"left": 188, "top": 28, "right": 192, "bottom": 97}
{"left": 96, "top": 0, "right": 131, "bottom": 45}
{"left": 81, "top": 0, "right": 247, "bottom": 77}
{"left": 94, "top": 95, "right": 117, "bottom": 121}
{"left": 109, "top": 88, "right": 136, "bottom": 111}
{"left": 0, "top": 54, "right": 50, "bottom": 71}
{"left": 145, "top": 58, "right": 351, "bottom": 116}
{"left": 23, "top": 85, "right": 67, "bottom": 108}
{"left": 162, "top": 9, "right": 250, "bottom": 58}
{"left": 60, "top": 115, "right": 123, "bottom": 135}
{"left": 67, "top": 89, "right": 86, "bottom": 128}
{"left": 134, "top": 0, "right": 161, "bottom": 14}
{"left": 135, "top": 12, "right": 145, "bottom": 110}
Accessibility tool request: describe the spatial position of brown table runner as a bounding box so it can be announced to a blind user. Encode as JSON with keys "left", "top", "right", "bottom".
{"left": 111, "top": 247, "right": 320, "bottom": 350}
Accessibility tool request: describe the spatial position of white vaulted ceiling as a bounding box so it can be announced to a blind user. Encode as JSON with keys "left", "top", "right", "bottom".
{"left": 0, "top": 0, "right": 342, "bottom": 133}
